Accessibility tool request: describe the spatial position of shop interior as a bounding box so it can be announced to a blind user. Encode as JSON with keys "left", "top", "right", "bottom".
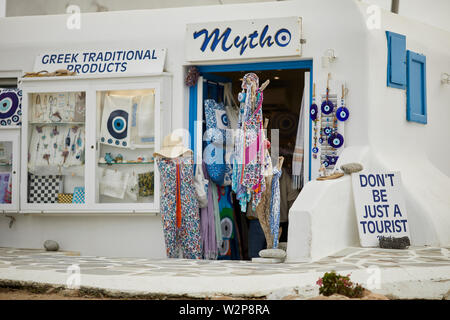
{"left": 201, "top": 68, "right": 306, "bottom": 260}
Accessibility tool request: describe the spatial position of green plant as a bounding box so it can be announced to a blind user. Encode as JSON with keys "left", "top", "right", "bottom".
{"left": 316, "top": 271, "right": 364, "bottom": 298}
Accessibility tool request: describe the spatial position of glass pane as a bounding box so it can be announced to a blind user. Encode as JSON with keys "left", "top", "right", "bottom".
{"left": 27, "top": 92, "right": 86, "bottom": 204}
{"left": 0, "top": 141, "right": 13, "bottom": 204}
{"left": 96, "top": 89, "right": 155, "bottom": 204}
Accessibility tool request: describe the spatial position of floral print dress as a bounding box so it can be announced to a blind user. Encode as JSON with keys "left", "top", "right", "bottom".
{"left": 157, "top": 156, "right": 202, "bottom": 259}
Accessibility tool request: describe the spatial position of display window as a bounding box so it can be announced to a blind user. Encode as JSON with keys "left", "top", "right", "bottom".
{"left": 95, "top": 88, "right": 156, "bottom": 205}
{"left": 20, "top": 75, "right": 168, "bottom": 213}
{"left": 26, "top": 91, "right": 86, "bottom": 205}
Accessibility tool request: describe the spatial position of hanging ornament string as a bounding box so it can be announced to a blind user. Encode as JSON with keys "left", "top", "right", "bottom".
{"left": 321, "top": 73, "right": 334, "bottom": 115}
{"left": 336, "top": 84, "right": 350, "bottom": 122}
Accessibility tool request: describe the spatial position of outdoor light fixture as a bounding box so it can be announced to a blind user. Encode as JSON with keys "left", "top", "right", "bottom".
{"left": 321, "top": 49, "right": 337, "bottom": 68}
{"left": 274, "top": 76, "right": 280, "bottom": 80}
{"left": 441, "top": 73, "right": 450, "bottom": 85}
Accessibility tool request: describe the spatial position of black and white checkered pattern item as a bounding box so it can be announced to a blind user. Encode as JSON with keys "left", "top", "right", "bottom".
{"left": 28, "top": 174, "right": 63, "bottom": 203}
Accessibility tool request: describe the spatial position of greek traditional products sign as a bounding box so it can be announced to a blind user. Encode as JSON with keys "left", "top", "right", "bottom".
{"left": 352, "top": 172, "right": 410, "bottom": 247}
{"left": 186, "top": 17, "right": 302, "bottom": 61}
{"left": 34, "top": 48, "right": 166, "bottom": 75}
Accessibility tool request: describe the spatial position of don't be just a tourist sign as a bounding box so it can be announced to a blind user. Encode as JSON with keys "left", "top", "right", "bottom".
{"left": 352, "top": 171, "right": 411, "bottom": 247}
{"left": 186, "top": 17, "right": 302, "bottom": 61}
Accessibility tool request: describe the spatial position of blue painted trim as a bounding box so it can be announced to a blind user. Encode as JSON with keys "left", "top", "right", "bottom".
{"left": 201, "top": 72, "right": 232, "bottom": 83}
{"left": 406, "top": 50, "right": 427, "bottom": 124}
{"left": 386, "top": 31, "right": 406, "bottom": 89}
{"left": 189, "top": 59, "right": 313, "bottom": 181}
{"left": 189, "top": 84, "right": 198, "bottom": 150}
{"left": 197, "top": 60, "right": 312, "bottom": 73}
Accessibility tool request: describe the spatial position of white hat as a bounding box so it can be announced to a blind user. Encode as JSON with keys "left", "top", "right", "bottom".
{"left": 153, "top": 132, "right": 192, "bottom": 158}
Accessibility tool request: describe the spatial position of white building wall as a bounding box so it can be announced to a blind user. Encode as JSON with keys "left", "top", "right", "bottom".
{"left": 0, "top": 0, "right": 448, "bottom": 260}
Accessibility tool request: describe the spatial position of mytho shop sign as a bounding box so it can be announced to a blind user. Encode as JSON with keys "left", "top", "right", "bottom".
{"left": 34, "top": 48, "right": 166, "bottom": 75}
{"left": 352, "top": 172, "right": 411, "bottom": 247}
{"left": 186, "top": 17, "right": 302, "bottom": 61}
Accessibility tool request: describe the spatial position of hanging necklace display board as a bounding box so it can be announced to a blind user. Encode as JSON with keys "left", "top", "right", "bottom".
{"left": 310, "top": 75, "right": 348, "bottom": 180}
{"left": 351, "top": 171, "right": 411, "bottom": 247}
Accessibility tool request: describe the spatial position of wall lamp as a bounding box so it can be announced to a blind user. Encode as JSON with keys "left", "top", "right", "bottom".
{"left": 321, "top": 49, "right": 337, "bottom": 68}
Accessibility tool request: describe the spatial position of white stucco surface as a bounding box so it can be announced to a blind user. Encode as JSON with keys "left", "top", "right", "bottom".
{"left": 0, "top": 0, "right": 448, "bottom": 261}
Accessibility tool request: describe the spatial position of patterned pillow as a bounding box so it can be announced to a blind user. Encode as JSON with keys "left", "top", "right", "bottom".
{"left": 204, "top": 99, "right": 232, "bottom": 186}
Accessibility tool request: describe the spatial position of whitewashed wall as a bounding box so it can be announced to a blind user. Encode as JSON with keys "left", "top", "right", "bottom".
{"left": 0, "top": 0, "right": 448, "bottom": 259}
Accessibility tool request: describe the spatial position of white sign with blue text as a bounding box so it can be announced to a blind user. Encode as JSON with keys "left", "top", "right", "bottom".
{"left": 186, "top": 17, "right": 302, "bottom": 61}
{"left": 352, "top": 171, "right": 410, "bottom": 247}
{"left": 34, "top": 48, "right": 166, "bottom": 75}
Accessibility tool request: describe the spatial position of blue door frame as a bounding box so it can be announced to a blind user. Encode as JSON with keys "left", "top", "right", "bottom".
{"left": 188, "top": 59, "right": 314, "bottom": 181}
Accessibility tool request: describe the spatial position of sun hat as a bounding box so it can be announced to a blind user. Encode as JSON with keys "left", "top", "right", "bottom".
{"left": 153, "top": 132, "right": 192, "bottom": 158}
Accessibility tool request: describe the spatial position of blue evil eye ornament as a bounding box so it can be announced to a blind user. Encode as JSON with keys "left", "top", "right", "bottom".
{"left": 336, "top": 106, "right": 350, "bottom": 121}
{"left": 326, "top": 155, "right": 339, "bottom": 166}
{"left": 328, "top": 133, "right": 344, "bottom": 148}
{"left": 312, "top": 147, "right": 319, "bottom": 153}
{"left": 323, "top": 127, "right": 332, "bottom": 136}
{"left": 107, "top": 110, "right": 128, "bottom": 140}
{"left": 321, "top": 100, "right": 334, "bottom": 115}
{"left": 319, "top": 137, "right": 324, "bottom": 144}
{"left": 323, "top": 160, "right": 330, "bottom": 168}
{"left": 310, "top": 103, "right": 318, "bottom": 121}
{"left": 0, "top": 89, "right": 22, "bottom": 126}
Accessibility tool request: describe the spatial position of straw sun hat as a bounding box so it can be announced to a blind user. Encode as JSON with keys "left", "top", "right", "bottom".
{"left": 153, "top": 132, "right": 192, "bottom": 158}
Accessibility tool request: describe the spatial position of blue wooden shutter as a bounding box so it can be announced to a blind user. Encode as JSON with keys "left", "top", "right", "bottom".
{"left": 406, "top": 51, "right": 427, "bottom": 124}
{"left": 386, "top": 31, "right": 406, "bottom": 89}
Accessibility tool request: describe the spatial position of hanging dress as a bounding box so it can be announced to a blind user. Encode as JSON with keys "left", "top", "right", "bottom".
{"left": 157, "top": 156, "right": 202, "bottom": 259}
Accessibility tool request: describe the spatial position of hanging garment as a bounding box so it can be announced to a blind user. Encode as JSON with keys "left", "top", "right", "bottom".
{"left": 246, "top": 145, "right": 274, "bottom": 248}
{"left": 217, "top": 185, "right": 241, "bottom": 260}
{"left": 0, "top": 173, "right": 10, "bottom": 204}
{"left": 292, "top": 88, "right": 306, "bottom": 189}
{"left": 232, "top": 75, "right": 266, "bottom": 212}
{"left": 279, "top": 171, "right": 301, "bottom": 223}
{"left": 269, "top": 167, "right": 282, "bottom": 249}
{"left": 200, "top": 162, "right": 217, "bottom": 260}
{"left": 157, "top": 156, "right": 202, "bottom": 259}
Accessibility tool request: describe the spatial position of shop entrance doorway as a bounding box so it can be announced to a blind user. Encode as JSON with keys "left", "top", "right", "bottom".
{"left": 188, "top": 60, "right": 312, "bottom": 260}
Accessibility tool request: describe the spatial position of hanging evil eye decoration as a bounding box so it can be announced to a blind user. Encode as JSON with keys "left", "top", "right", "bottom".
{"left": 310, "top": 103, "right": 318, "bottom": 121}
{"left": 319, "top": 137, "right": 324, "bottom": 144}
{"left": 312, "top": 147, "right": 319, "bottom": 153}
{"left": 323, "top": 160, "right": 330, "bottom": 168}
{"left": 326, "top": 155, "right": 339, "bottom": 166}
{"left": 0, "top": 89, "right": 21, "bottom": 125}
{"left": 321, "top": 100, "right": 334, "bottom": 115}
{"left": 328, "top": 133, "right": 344, "bottom": 149}
{"left": 107, "top": 110, "right": 128, "bottom": 140}
{"left": 323, "top": 126, "right": 332, "bottom": 136}
{"left": 336, "top": 106, "right": 350, "bottom": 121}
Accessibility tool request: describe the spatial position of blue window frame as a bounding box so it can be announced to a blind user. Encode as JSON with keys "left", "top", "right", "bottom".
{"left": 386, "top": 31, "right": 406, "bottom": 89}
{"left": 188, "top": 60, "right": 314, "bottom": 180}
{"left": 406, "top": 50, "right": 427, "bottom": 124}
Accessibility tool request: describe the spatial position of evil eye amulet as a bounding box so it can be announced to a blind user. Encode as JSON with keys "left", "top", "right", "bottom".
{"left": 312, "top": 147, "right": 319, "bottom": 153}
{"left": 238, "top": 92, "right": 246, "bottom": 103}
{"left": 321, "top": 100, "right": 334, "bottom": 115}
{"left": 336, "top": 106, "right": 350, "bottom": 121}
{"left": 323, "top": 160, "right": 330, "bottom": 168}
{"left": 310, "top": 103, "right": 318, "bottom": 121}
{"left": 328, "top": 133, "right": 344, "bottom": 148}
{"left": 323, "top": 127, "right": 332, "bottom": 136}
{"left": 319, "top": 137, "right": 324, "bottom": 144}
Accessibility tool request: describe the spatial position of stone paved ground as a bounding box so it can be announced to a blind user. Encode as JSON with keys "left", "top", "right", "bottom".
{"left": 0, "top": 246, "right": 449, "bottom": 299}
